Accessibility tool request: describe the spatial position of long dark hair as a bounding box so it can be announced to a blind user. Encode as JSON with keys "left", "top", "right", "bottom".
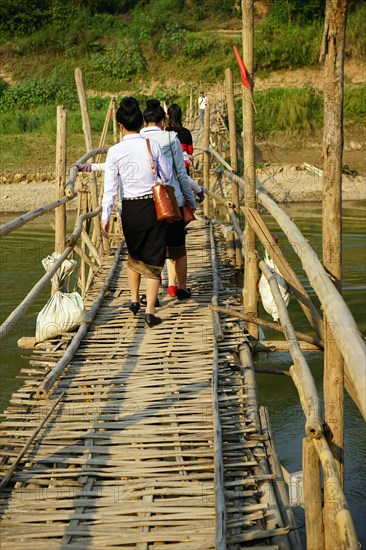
{"left": 167, "top": 103, "right": 183, "bottom": 130}
{"left": 116, "top": 97, "right": 143, "bottom": 131}
{"left": 143, "top": 99, "right": 166, "bottom": 124}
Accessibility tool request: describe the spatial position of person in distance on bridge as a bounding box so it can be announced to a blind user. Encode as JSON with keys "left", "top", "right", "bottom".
{"left": 100, "top": 97, "right": 172, "bottom": 328}
{"left": 198, "top": 91, "right": 208, "bottom": 126}
{"left": 141, "top": 99, "right": 196, "bottom": 301}
{"left": 165, "top": 102, "right": 204, "bottom": 297}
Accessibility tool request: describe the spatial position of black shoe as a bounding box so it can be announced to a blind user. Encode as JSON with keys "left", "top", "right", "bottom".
{"left": 129, "top": 302, "right": 141, "bottom": 316}
{"left": 145, "top": 313, "right": 162, "bottom": 328}
{"left": 176, "top": 288, "right": 191, "bottom": 300}
{"left": 140, "top": 294, "right": 160, "bottom": 307}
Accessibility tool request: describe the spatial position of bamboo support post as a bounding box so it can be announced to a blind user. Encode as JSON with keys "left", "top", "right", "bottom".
{"left": 112, "top": 99, "right": 118, "bottom": 143}
{"left": 242, "top": 0, "right": 258, "bottom": 339}
{"left": 35, "top": 240, "right": 123, "bottom": 399}
{"left": 321, "top": 1, "right": 347, "bottom": 504}
{"left": 313, "top": 434, "right": 359, "bottom": 549}
{"left": 74, "top": 67, "right": 102, "bottom": 247}
{"left": 209, "top": 305, "right": 323, "bottom": 349}
{"left": 259, "top": 260, "right": 322, "bottom": 438}
{"left": 303, "top": 437, "right": 324, "bottom": 550}
{"left": 0, "top": 392, "right": 65, "bottom": 490}
{"left": 225, "top": 228, "right": 236, "bottom": 266}
{"left": 0, "top": 208, "right": 101, "bottom": 342}
{"left": 203, "top": 106, "right": 211, "bottom": 218}
{"left": 55, "top": 105, "right": 67, "bottom": 254}
{"left": 243, "top": 206, "right": 324, "bottom": 340}
{"left": 256, "top": 188, "right": 366, "bottom": 420}
{"left": 225, "top": 67, "right": 239, "bottom": 209}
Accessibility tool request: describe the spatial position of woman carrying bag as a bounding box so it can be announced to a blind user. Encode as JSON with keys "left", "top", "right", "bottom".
{"left": 140, "top": 99, "right": 197, "bottom": 300}
{"left": 100, "top": 97, "right": 172, "bottom": 328}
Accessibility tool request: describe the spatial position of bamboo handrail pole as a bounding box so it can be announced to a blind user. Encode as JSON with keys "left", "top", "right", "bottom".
{"left": 228, "top": 208, "right": 243, "bottom": 241}
{"left": 243, "top": 206, "right": 324, "bottom": 340}
{"left": 0, "top": 208, "right": 101, "bottom": 342}
{"left": 0, "top": 195, "right": 74, "bottom": 238}
{"left": 259, "top": 259, "right": 322, "bottom": 438}
{"left": 35, "top": 240, "right": 124, "bottom": 399}
{"left": 256, "top": 189, "right": 366, "bottom": 420}
{"left": 209, "top": 305, "right": 323, "bottom": 349}
{"left": 0, "top": 391, "right": 65, "bottom": 491}
{"left": 65, "top": 148, "right": 108, "bottom": 197}
{"left": 312, "top": 434, "right": 359, "bottom": 549}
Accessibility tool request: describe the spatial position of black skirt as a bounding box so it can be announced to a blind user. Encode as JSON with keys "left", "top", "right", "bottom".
{"left": 166, "top": 208, "right": 187, "bottom": 259}
{"left": 121, "top": 198, "right": 167, "bottom": 280}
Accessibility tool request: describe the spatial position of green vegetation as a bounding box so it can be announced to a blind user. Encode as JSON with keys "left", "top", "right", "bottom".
{"left": 0, "top": 1, "right": 364, "bottom": 170}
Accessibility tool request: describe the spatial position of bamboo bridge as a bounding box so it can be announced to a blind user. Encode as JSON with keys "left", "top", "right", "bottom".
{"left": 0, "top": 61, "right": 365, "bottom": 549}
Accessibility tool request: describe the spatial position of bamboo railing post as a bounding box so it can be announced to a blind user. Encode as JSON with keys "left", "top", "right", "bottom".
{"left": 242, "top": 0, "right": 258, "bottom": 339}
{"left": 303, "top": 437, "right": 324, "bottom": 550}
{"left": 203, "top": 105, "right": 211, "bottom": 217}
{"left": 74, "top": 67, "right": 102, "bottom": 248}
{"left": 321, "top": 0, "right": 347, "bottom": 491}
{"left": 224, "top": 68, "right": 239, "bottom": 210}
{"left": 321, "top": 2, "right": 347, "bottom": 545}
{"left": 112, "top": 98, "right": 118, "bottom": 144}
{"left": 55, "top": 105, "right": 67, "bottom": 255}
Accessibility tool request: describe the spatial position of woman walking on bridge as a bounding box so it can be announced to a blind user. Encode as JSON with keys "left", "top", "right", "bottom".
{"left": 140, "top": 99, "right": 197, "bottom": 301}
{"left": 100, "top": 97, "right": 172, "bottom": 328}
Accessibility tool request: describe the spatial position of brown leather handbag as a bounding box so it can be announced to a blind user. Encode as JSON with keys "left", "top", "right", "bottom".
{"left": 182, "top": 205, "right": 196, "bottom": 225}
{"left": 146, "top": 139, "right": 182, "bottom": 223}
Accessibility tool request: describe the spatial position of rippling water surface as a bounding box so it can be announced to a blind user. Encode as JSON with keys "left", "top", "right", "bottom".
{"left": 0, "top": 204, "right": 365, "bottom": 544}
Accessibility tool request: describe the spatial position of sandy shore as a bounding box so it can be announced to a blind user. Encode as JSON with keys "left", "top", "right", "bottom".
{"left": 0, "top": 166, "right": 365, "bottom": 214}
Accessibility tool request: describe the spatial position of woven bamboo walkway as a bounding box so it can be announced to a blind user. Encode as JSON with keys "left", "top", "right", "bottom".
{"left": 0, "top": 219, "right": 293, "bottom": 549}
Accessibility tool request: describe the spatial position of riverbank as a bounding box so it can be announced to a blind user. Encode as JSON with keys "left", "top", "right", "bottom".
{"left": 0, "top": 164, "right": 365, "bottom": 213}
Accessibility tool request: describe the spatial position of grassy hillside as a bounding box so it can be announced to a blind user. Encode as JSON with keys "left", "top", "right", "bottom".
{"left": 0, "top": 1, "right": 364, "bottom": 171}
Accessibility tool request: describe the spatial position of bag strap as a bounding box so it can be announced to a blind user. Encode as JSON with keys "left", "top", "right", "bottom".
{"left": 146, "top": 139, "right": 157, "bottom": 178}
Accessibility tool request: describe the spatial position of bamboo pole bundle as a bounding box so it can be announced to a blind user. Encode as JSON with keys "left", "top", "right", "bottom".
{"left": 259, "top": 260, "right": 322, "bottom": 438}
{"left": 0, "top": 208, "right": 101, "bottom": 342}
{"left": 256, "top": 189, "right": 366, "bottom": 420}
{"left": 35, "top": 240, "right": 123, "bottom": 399}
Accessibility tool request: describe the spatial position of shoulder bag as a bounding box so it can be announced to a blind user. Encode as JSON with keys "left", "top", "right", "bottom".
{"left": 146, "top": 139, "right": 182, "bottom": 223}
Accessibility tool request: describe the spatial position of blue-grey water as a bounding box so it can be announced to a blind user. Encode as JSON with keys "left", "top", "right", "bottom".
{"left": 0, "top": 204, "right": 365, "bottom": 545}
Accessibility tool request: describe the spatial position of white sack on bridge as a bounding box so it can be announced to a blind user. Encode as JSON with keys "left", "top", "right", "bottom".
{"left": 35, "top": 252, "right": 89, "bottom": 342}
{"left": 259, "top": 250, "right": 291, "bottom": 322}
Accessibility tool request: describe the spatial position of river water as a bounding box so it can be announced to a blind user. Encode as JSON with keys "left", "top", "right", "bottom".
{"left": 0, "top": 204, "right": 365, "bottom": 545}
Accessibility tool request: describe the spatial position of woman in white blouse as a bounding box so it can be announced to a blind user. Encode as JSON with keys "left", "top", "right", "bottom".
{"left": 100, "top": 97, "right": 172, "bottom": 328}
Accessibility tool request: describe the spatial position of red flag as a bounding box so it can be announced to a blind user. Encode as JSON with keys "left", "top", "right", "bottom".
{"left": 233, "top": 45, "right": 252, "bottom": 90}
